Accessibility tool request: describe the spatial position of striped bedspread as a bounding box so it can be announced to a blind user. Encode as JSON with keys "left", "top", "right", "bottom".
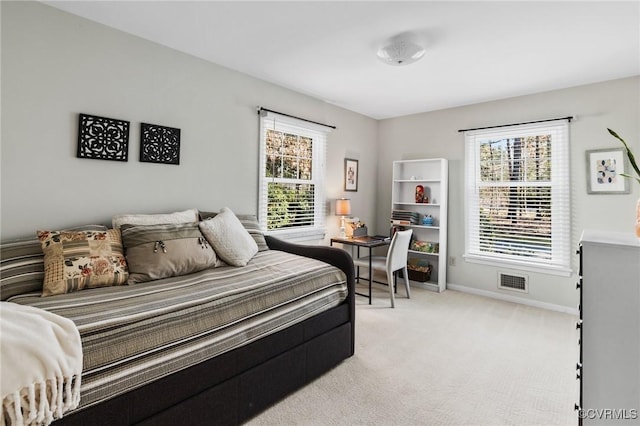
{"left": 7, "top": 250, "right": 347, "bottom": 410}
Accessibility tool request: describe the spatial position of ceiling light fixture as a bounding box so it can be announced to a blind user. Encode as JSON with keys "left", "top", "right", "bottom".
{"left": 376, "top": 34, "right": 425, "bottom": 66}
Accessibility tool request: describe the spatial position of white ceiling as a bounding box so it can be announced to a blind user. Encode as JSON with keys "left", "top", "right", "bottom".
{"left": 44, "top": 1, "right": 640, "bottom": 120}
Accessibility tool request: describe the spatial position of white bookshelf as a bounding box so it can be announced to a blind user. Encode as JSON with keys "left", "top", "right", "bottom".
{"left": 391, "top": 159, "right": 448, "bottom": 292}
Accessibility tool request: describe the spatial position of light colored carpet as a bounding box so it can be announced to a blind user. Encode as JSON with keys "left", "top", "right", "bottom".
{"left": 246, "top": 282, "right": 578, "bottom": 426}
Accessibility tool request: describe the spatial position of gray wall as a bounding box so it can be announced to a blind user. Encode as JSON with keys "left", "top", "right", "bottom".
{"left": 0, "top": 1, "right": 378, "bottom": 241}
{"left": 376, "top": 76, "right": 640, "bottom": 310}
{"left": 2, "top": 2, "right": 638, "bottom": 310}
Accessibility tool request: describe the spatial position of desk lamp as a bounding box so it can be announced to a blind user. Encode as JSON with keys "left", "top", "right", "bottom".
{"left": 335, "top": 199, "right": 352, "bottom": 238}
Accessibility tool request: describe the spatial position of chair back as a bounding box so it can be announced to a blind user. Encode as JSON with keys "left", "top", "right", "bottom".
{"left": 386, "top": 229, "right": 413, "bottom": 272}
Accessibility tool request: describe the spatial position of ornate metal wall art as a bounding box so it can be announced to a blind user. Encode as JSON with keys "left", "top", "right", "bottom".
{"left": 77, "top": 114, "right": 130, "bottom": 161}
{"left": 140, "top": 123, "right": 181, "bottom": 165}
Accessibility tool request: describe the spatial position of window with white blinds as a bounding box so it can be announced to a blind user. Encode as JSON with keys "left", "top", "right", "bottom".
{"left": 258, "top": 110, "right": 329, "bottom": 241}
{"left": 464, "top": 120, "right": 571, "bottom": 275}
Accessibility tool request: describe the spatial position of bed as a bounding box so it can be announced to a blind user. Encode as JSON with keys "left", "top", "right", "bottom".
{"left": 1, "top": 216, "right": 355, "bottom": 425}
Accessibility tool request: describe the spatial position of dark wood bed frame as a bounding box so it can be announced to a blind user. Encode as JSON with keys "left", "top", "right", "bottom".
{"left": 57, "top": 236, "right": 355, "bottom": 426}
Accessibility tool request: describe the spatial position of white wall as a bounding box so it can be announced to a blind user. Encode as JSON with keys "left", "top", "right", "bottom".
{"left": 376, "top": 76, "right": 640, "bottom": 310}
{"left": 0, "top": 1, "right": 378, "bottom": 241}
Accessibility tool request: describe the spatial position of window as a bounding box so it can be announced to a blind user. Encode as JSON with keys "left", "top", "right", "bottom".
{"left": 258, "top": 110, "right": 329, "bottom": 241}
{"left": 464, "top": 120, "right": 571, "bottom": 275}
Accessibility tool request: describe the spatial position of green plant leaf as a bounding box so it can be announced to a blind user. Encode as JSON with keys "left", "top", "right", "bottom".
{"left": 608, "top": 128, "right": 640, "bottom": 180}
{"left": 620, "top": 173, "right": 640, "bottom": 186}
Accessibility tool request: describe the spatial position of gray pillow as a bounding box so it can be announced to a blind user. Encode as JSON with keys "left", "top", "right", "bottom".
{"left": 1, "top": 237, "right": 44, "bottom": 300}
{"left": 113, "top": 208, "right": 198, "bottom": 230}
{"left": 199, "top": 208, "right": 258, "bottom": 267}
{"left": 198, "top": 210, "right": 268, "bottom": 252}
{"left": 121, "top": 222, "right": 216, "bottom": 284}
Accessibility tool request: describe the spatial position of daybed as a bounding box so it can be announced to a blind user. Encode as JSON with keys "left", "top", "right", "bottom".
{"left": 0, "top": 209, "right": 355, "bottom": 425}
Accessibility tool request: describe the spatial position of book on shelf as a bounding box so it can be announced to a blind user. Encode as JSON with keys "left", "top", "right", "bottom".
{"left": 391, "top": 209, "right": 419, "bottom": 224}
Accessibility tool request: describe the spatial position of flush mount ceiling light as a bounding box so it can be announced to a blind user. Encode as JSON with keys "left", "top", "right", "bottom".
{"left": 376, "top": 34, "right": 425, "bottom": 66}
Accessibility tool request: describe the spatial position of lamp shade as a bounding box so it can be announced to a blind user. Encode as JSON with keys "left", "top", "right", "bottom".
{"left": 335, "top": 199, "right": 352, "bottom": 216}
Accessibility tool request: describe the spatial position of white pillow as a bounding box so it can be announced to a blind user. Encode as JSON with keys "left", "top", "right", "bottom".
{"left": 112, "top": 208, "right": 198, "bottom": 230}
{"left": 199, "top": 207, "right": 258, "bottom": 266}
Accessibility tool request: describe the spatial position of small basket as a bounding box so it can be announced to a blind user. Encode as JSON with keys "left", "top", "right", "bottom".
{"left": 407, "top": 265, "right": 431, "bottom": 282}
{"left": 406, "top": 268, "right": 431, "bottom": 282}
{"left": 401, "top": 261, "right": 432, "bottom": 282}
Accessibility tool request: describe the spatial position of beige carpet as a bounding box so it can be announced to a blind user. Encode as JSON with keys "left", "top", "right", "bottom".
{"left": 246, "top": 282, "right": 578, "bottom": 426}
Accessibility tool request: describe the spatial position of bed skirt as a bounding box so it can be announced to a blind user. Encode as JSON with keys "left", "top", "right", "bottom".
{"left": 56, "top": 303, "right": 352, "bottom": 425}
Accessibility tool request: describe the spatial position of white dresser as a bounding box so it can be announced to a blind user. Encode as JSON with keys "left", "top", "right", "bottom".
{"left": 579, "top": 230, "right": 640, "bottom": 425}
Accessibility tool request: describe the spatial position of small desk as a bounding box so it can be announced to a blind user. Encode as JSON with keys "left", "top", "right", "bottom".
{"left": 330, "top": 236, "right": 390, "bottom": 305}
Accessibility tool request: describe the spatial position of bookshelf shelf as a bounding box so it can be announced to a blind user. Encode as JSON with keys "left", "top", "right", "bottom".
{"left": 408, "top": 250, "right": 439, "bottom": 256}
{"left": 391, "top": 202, "right": 441, "bottom": 207}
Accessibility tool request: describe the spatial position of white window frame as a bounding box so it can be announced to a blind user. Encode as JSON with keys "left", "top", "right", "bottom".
{"left": 463, "top": 120, "right": 571, "bottom": 276}
{"left": 258, "top": 110, "right": 328, "bottom": 242}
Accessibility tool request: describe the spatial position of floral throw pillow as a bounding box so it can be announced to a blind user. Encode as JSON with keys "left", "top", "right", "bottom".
{"left": 37, "top": 229, "right": 129, "bottom": 297}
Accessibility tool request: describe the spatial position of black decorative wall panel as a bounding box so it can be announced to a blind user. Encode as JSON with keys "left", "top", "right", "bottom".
{"left": 77, "top": 114, "right": 130, "bottom": 161}
{"left": 140, "top": 123, "right": 181, "bottom": 165}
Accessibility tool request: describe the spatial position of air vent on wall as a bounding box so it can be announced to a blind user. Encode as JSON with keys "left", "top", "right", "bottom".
{"left": 498, "top": 272, "right": 528, "bottom": 293}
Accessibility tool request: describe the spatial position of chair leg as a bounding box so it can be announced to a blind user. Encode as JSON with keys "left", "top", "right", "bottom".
{"left": 386, "top": 270, "right": 396, "bottom": 308}
{"left": 403, "top": 266, "right": 411, "bottom": 299}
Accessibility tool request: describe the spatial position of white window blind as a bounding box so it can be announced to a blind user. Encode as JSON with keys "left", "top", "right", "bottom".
{"left": 464, "top": 120, "right": 571, "bottom": 275}
{"left": 258, "top": 110, "right": 329, "bottom": 241}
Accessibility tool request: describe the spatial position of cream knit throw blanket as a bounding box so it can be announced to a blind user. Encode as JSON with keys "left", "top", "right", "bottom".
{"left": 1, "top": 302, "right": 82, "bottom": 426}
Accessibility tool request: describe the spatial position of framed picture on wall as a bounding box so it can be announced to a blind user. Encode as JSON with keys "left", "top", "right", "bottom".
{"left": 77, "top": 113, "right": 130, "bottom": 161}
{"left": 586, "top": 147, "right": 630, "bottom": 194}
{"left": 140, "top": 123, "right": 181, "bottom": 165}
{"left": 344, "top": 158, "right": 359, "bottom": 192}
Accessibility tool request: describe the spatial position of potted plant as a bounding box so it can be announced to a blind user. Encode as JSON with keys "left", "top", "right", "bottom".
{"left": 608, "top": 128, "right": 640, "bottom": 184}
{"left": 608, "top": 128, "right": 640, "bottom": 237}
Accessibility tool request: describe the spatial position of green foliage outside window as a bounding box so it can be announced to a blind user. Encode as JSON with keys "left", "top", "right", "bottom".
{"left": 265, "top": 128, "right": 316, "bottom": 230}
{"left": 267, "top": 183, "right": 314, "bottom": 230}
{"left": 266, "top": 130, "right": 313, "bottom": 180}
{"left": 479, "top": 135, "right": 551, "bottom": 182}
{"left": 477, "top": 135, "right": 553, "bottom": 258}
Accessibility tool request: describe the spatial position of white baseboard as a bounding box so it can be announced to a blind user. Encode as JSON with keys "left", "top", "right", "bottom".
{"left": 447, "top": 283, "right": 579, "bottom": 316}
{"left": 410, "top": 280, "right": 441, "bottom": 292}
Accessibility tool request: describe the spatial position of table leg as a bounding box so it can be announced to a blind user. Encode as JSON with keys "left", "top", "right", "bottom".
{"left": 368, "top": 247, "right": 372, "bottom": 305}
{"left": 332, "top": 240, "right": 378, "bottom": 304}
{"left": 357, "top": 246, "right": 360, "bottom": 282}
